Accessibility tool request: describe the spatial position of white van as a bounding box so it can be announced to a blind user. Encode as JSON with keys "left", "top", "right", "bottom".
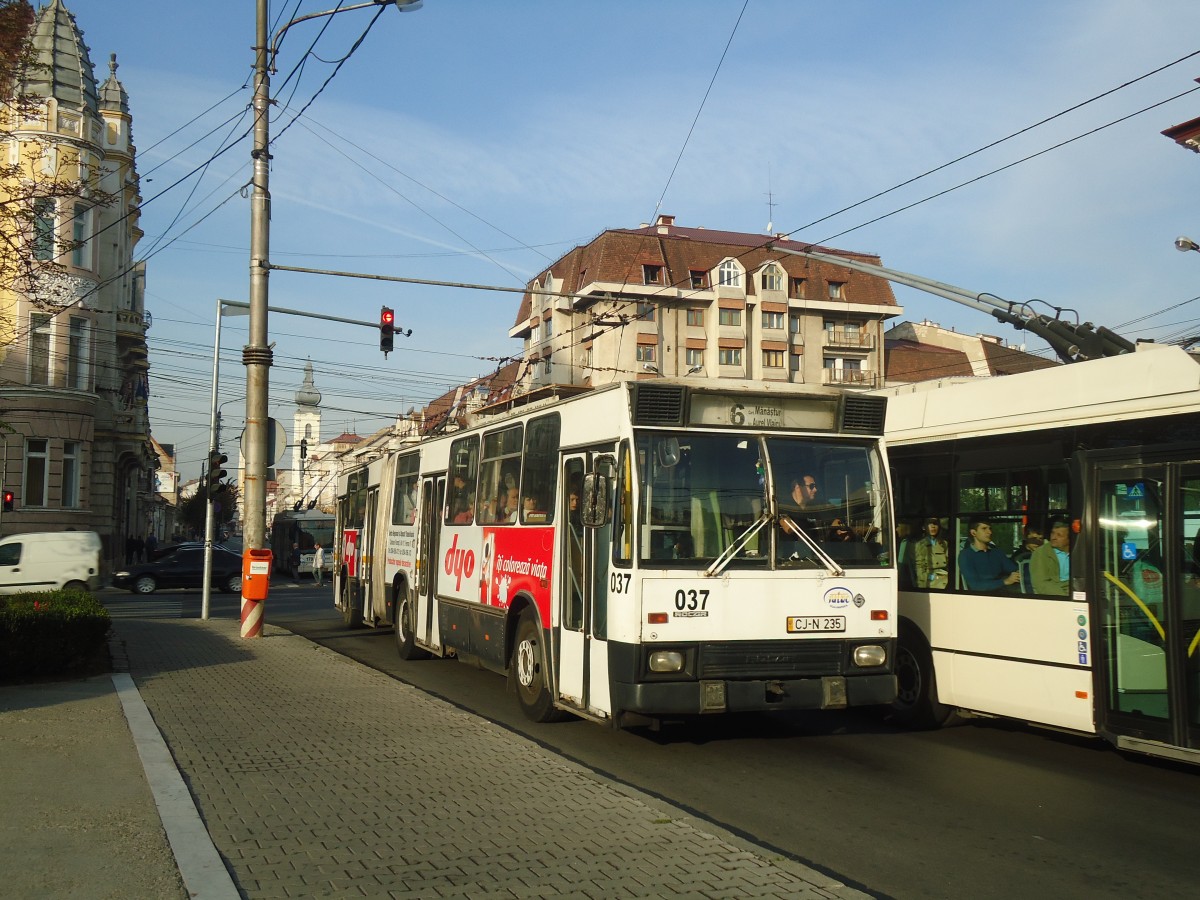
{"left": 0, "top": 531, "right": 103, "bottom": 594}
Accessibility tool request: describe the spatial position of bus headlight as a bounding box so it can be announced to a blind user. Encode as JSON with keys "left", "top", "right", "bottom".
{"left": 648, "top": 650, "right": 685, "bottom": 673}
{"left": 853, "top": 645, "right": 887, "bottom": 667}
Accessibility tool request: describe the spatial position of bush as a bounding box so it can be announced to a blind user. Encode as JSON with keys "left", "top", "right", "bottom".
{"left": 0, "top": 589, "right": 111, "bottom": 680}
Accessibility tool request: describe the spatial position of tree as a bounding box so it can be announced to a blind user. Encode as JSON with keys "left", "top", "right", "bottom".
{"left": 178, "top": 481, "right": 240, "bottom": 537}
{"left": 0, "top": 0, "right": 116, "bottom": 308}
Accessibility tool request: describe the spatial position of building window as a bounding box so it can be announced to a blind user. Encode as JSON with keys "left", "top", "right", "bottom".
{"left": 789, "top": 350, "right": 802, "bottom": 372}
{"left": 689, "top": 270, "right": 707, "bottom": 289}
{"left": 636, "top": 301, "right": 655, "bottom": 322}
{"left": 789, "top": 313, "right": 802, "bottom": 335}
{"left": 685, "top": 347, "right": 704, "bottom": 367}
{"left": 24, "top": 439, "right": 48, "bottom": 507}
{"left": 761, "top": 265, "right": 783, "bottom": 292}
{"left": 762, "top": 311, "right": 784, "bottom": 330}
{"left": 304, "top": 423, "right": 312, "bottom": 439}
{"left": 62, "top": 441, "right": 80, "bottom": 508}
{"left": 636, "top": 344, "right": 657, "bottom": 364}
{"left": 530, "top": 321, "right": 541, "bottom": 343}
{"left": 686, "top": 308, "right": 704, "bottom": 327}
{"left": 828, "top": 281, "right": 845, "bottom": 300}
{"left": 718, "top": 259, "right": 741, "bottom": 288}
{"left": 544, "top": 316, "right": 553, "bottom": 338}
{"left": 642, "top": 264, "right": 663, "bottom": 285}
{"left": 718, "top": 308, "right": 742, "bottom": 327}
{"left": 543, "top": 357, "right": 552, "bottom": 375}
{"left": 29, "top": 313, "right": 51, "bottom": 385}
{"left": 68, "top": 316, "right": 89, "bottom": 389}
{"left": 718, "top": 347, "right": 742, "bottom": 366}
{"left": 71, "top": 203, "right": 92, "bottom": 269}
{"left": 762, "top": 349, "right": 785, "bottom": 368}
{"left": 790, "top": 277, "right": 806, "bottom": 298}
{"left": 33, "top": 198, "right": 55, "bottom": 260}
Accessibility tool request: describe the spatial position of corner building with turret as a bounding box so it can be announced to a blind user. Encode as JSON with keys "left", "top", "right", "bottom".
{"left": 0, "top": 1, "right": 153, "bottom": 572}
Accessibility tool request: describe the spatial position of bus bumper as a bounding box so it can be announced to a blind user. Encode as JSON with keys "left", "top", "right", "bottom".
{"left": 613, "top": 673, "right": 896, "bottom": 715}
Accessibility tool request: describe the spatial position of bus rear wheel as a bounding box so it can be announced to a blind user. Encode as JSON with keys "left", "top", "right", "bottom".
{"left": 513, "top": 608, "right": 563, "bottom": 723}
{"left": 889, "top": 630, "right": 958, "bottom": 729}
{"left": 394, "top": 594, "right": 428, "bottom": 660}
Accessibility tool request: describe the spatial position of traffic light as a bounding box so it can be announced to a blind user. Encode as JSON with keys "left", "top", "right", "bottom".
{"left": 300, "top": 438, "right": 307, "bottom": 459}
{"left": 380, "top": 306, "right": 395, "bottom": 355}
{"left": 207, "top": 450, "right": 228, "bottom": 497}
{"left": 2, "top": 490, "right": 12, "bottom": 512}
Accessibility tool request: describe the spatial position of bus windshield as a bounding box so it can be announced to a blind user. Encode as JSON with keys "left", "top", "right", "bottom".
{"left": 635, "top": 431, "right": 890, "bottom": 568}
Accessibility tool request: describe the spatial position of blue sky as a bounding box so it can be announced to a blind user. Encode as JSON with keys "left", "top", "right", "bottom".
{"left": 62, "top": 0, "right": 1200, "bottom": 480}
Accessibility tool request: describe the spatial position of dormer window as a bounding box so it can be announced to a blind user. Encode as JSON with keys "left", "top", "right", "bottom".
{"left": 761, "top": 264, "right": 783, "bottom": 292}
{"left": 689, "top": 270, "right": 707, "bottom": 289}
{"left": 718, "top": 259, "right": 741, "bottom": 288}
{"left": 642, "top": 264, "right": 663, "bottom": 285}
{"left": 828, "top": 281, "right": 845, "bottom": 300}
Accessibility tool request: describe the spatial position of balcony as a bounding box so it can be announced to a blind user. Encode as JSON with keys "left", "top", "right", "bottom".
{"left": 823, "top": 330, "right": 875, "bottom": 351}
{"left": 823, "top": 368, "right": 878, "bottom": 388}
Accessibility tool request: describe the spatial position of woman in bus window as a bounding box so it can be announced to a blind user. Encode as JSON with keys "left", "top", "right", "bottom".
{"left": 915, "top": 517, "right": 950, "bottom": 590}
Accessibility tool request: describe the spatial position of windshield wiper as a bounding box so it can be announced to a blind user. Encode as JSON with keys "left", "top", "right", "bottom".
{"left": 778, "top": 514, "right": 845, "bottom": 576}
{"left": 704, "top": 510, "right": 772, "bottom": 578}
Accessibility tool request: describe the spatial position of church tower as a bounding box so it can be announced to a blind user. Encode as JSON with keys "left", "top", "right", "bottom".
{"left": 293, "top": 360, "right": 322, "bottom": 488}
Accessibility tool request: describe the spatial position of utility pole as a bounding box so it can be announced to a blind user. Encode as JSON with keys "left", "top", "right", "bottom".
{"left": 244, "top": 0, "right": 272, "bottom": 564}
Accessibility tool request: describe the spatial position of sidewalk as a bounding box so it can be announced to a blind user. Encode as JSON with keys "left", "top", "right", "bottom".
{"left": 1, "top": 610, "right": 873, "bottom": 899}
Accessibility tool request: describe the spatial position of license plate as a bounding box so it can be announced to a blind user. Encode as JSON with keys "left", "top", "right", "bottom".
{"left": 787, "top": 616, "right": 846, "bottom": 633}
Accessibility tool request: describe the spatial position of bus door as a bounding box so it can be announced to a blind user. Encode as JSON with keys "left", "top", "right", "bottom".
{"left": 362, "top": 488, "right": 379, "bottom": 618}
{"left": 557, "top": 451, "right": 614, "bottom": 719}
{"left": 416, "top": 476, "right": 445, "bottom": 650}
{"left": 1092, "top": 460, "right": 1200, "bottom": 760}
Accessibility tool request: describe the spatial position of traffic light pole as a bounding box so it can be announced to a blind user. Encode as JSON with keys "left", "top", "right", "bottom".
{"left": 201, "top": 299, "right": 225, "bottom": 620}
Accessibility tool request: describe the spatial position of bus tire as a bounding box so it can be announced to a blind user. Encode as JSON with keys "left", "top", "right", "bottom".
{"left": 889, "top": 628, "right": 958, "bottom": 729}
{"left": 394, "top": 594, "right": 428, "bottom": 660}
{"left": 513, "top": 607, "right": 563, "bottom": 723}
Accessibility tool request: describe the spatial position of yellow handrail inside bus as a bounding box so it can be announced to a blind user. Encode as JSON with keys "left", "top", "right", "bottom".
{"left": 1102, "top": 571, "right": 1165, "bottom": 641}
{"left": 1190, "top": 628, "right": 1200, "bottom": 659}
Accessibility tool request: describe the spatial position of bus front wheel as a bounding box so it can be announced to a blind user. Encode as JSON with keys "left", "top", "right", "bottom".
{"left": 513, "top": 608, "right": 562, "bottom": 722}
{"left": 889, "top": 630, "right": 958, "bottom": 729}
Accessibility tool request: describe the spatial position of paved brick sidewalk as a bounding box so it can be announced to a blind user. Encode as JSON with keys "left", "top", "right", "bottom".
{"left": 114, "top": 616, "right": 871, "bottom": 899}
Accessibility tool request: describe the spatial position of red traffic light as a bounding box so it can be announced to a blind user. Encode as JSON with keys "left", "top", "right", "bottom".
{"left": 2, "top": 490, "right": 13, "bottom": 512}
{"left": 381, "top": 308, "right": 395, "bottom": 326}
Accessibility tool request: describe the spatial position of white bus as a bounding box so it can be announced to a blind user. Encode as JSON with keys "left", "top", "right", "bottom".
{"left": 270, "top": 508, "right": 335, "bottom": 578}
{"left": 882, "top": 344, "right": 1200, "bottom": 764}
{"left": 335, "top": 379, "right": 897, "bottom": 727}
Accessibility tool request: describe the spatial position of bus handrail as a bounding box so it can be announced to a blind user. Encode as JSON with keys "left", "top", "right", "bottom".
{"left": 1101, "top": 571, "right": 1165, "bottom": 641}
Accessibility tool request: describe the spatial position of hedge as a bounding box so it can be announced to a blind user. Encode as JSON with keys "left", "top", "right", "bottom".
{"left": 0, "top": 589, "right": 111, "bottom": 679}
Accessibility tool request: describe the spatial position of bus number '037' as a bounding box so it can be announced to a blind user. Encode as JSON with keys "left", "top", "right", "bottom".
{"left": 675, "top": 589, "right": 709, "bottom": 611}
{"left": 610, "top": 572, "right": 631, "bottom": 594}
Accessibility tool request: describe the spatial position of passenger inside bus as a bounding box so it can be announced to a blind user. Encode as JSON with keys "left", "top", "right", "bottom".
{"left": 914, "top": 517, "right": 950, "bottom": 590}
{"left": 958, "top": 518, "right": 1020, "bottom": 593}
{"left": 1030, "top": 521, "right": 1070, "bottom": 595}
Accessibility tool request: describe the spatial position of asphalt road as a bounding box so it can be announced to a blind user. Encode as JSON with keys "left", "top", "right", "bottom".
{"left": 161, "top": 582, "right": 1200, "bottom": 900}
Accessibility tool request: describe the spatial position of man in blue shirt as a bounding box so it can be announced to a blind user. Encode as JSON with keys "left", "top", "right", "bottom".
{"left": 958, "top": 518, "right": 1020, "bottom": 593}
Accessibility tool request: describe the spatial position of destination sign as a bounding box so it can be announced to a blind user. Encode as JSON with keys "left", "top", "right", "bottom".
{"left": 688, "top": 394, "right": 837, "bottom": 431}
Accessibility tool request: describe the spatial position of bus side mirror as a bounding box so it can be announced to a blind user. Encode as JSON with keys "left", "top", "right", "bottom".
{"left": 581, "top": 473, "right": 610, "bottom": 527}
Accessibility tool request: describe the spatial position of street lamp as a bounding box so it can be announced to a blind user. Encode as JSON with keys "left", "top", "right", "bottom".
{"left": 243, "top": 0, "right": 423, "bottom": 580}
{"left": 1176, "top": 236, "right": 1200, "bottom": 253}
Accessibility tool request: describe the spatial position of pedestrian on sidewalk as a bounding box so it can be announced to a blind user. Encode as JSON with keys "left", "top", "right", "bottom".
{"left": 313, "top": 542, "right": 325, "bottom": 587}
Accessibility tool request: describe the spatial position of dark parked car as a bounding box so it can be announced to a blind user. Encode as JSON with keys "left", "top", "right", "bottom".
{"left": 112, "top": 545, "right": 243, "bottom": 595}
